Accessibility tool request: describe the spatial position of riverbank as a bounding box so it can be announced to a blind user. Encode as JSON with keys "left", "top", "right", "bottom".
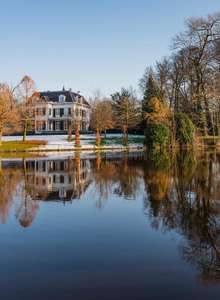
{"left": 1, "top": 134, "right": 145, "bottom": 153}
{"left": 1, "top": 134, "right": 219, "bottom": 153}
{"left": 0, "top": 141, "right": 47, "bottom": 153}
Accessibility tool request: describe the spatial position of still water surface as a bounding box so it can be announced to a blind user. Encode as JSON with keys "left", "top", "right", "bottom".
{"left": 0, "top": 150, "right": 220, "bottom": 300}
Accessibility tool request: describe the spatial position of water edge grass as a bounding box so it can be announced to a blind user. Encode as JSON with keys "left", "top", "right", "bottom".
{"left": 0, "top": 141, "right": 47, "bottom": 153}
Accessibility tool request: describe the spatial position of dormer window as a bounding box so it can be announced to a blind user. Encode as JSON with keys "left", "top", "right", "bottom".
{"left": 59, "top": 94, "right": 66, "bottom": 102}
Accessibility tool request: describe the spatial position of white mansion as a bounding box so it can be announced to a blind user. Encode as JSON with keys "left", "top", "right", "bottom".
{"left": 29, "top": 87, "right": 90, "bottom": 133}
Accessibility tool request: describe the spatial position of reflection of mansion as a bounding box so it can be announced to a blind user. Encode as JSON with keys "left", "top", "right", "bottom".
{"left": 25, "top": 158, "right": 91, "bottom": 201}
{"left": 29, "top": 88, "right": 90, "bottom": 133}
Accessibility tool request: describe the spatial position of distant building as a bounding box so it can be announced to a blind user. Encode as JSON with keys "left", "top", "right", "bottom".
{"left": 29, "top": 87, "right": 90, "bottom": 133}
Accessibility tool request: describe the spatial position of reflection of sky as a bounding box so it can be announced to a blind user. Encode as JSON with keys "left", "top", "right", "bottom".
{"left": 0, "top": 185, "right": 197, "bottom": 300}
{"left": 1, "top": 0, "right": 220, "bottom": 99}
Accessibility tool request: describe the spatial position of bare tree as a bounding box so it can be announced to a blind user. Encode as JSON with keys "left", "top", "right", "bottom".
{"left": 102, "top": 98, "right": 115, "bottom": 138}
{"left": 67, "top": 101, "right": 81, "bottom": 146}
{"left": 172, "top": 12, "right": 220, "bottom": 132}
{"left": 140, "top": 11, "right": 220, "bottom": 136}
{"left": 89, "top": 90, "right": 105, "bottom": 145}
{"left": 0, "top": 82, "right": 21, "bottom": 145}
{"left": 18, "top": 76, "right": 37, "bottom": 141}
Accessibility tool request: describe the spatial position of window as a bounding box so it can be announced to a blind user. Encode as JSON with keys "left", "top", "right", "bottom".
{"left": 64, "top": 108, "right": 68, "bottom": 116}
{"left": 55, "top": 161, "right": 60, "bottom": 170}
{"left": 59, "top": 95, "right": 66, "bottom": 102}
{"left": 60, "top": 175, "right": 65, "bottom": 184}
{"left": 37, "top": 121, "right": 44, "bottom": 131}
{"left": 68, "top": 108, "right": 71, "bottom": 115}
{"left": 55, "top": 109, "right": 60, "bottom": 117}
{"left": 64, "top": 120, "right": 68, "bottom": 130}
{"left": 82, "top": 122, "right": 86, "bottom": 130}
{"left": 49, "top": 108, "right": 52, "bottom": 116}
{"left": 29, "top": 109, "right": 35, "bottom": 117}
{"left": 59, "top": 190, "right": 66, "bottom": 198}
{"left": 60, "top": 161, "right": 64, "bottom": 171}
{"left": 55, "top": 121, "right": 60, "bottom": 130}
{"left": 36, "top": 108, "right": 46, "bottom": 116}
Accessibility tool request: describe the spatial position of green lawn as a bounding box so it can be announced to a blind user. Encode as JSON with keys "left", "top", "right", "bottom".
{"left": 89, "top": 136, "right": 145, "bottom": 147}
{"left": 0, "top": 141, "right": 47, "bottom": 152}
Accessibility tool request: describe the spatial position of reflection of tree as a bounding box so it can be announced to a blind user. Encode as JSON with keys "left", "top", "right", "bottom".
{"left": 15, "top": 159, "right": 39, "bottom": 228}
{"left": 91, "top": 153, "right": 117, "bottom": 209}
{"left": 2, "top": 150, "right": 220, "bottom": 285}
{"left": 177, "top": 152, "right": 220, "bottom": 286}
{"left": 15, "top": 191, "right": 39, "bottom": 228}
{"left": 73, "top": 153, "right": 92, "bottom": 200}
{"left": 144, "top": 150, "right": 220, "bottom": 286}
{"left": 0, "top": 158, "right": 23, "bottom": 224}
{"left": 91, "top": 153, "right": 144, "bottom": 209}
{"left": 113, "top": 154, "right": 143, "bottom": 200}
{"left": 143, "top": 150, "right": 171, "bottom": 220}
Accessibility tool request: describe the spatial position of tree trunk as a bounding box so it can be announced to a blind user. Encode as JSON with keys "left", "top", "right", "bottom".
{"left": 0, "top": 129, "right": 2, "bottom": 146}
{"left": 75, "top": 153, "right": 81, "bottom": 197}
{"left": 75, "top": 121, "right": 80, "bottom": 147}
{"left": 105, "top": 129, "right": 106, "bottom": 139}
{"left": 122, "top": 125, "right": 128, "bottom": 144}
{"left": 23, "top": 123, "right": 27, "bottom": 142}
{"left": 68, "top": 123, "right": 72, "bottom": 141}
{"left": 96, "top": 129, "right": 101, "bottom": 146}
{"left": 211, "top": 112, "right": 216, "bottom": 144}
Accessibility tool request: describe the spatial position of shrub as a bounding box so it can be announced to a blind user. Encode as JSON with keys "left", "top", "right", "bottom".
{"left": 174, "top": 113, "right": 195, "bottom": 145}
{"left": 145, "top": 123, "right": 169, "bottom": 148}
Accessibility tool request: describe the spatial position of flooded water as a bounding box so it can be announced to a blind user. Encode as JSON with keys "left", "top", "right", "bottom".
{"left": 0, "top": 150, "right": 220, "bottom": 300}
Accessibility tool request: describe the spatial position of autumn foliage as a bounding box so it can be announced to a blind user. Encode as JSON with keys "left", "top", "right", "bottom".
{"left": 0, "top": 83, "right": 21, "bottom": 145}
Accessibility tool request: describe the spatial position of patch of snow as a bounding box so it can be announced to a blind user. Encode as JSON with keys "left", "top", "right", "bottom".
{"left": 2, "top": 133, "right": 144, "bottom": 151}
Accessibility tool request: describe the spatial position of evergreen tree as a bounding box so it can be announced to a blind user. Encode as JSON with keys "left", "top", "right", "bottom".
{"left": 111, "top": 87, "right": 140, "bottom": 141}
{"left": 141, "top": 73, "right": 158, "bottom": 131}
{"left": 142, "top": 73, "right": 158, "bottom": 114}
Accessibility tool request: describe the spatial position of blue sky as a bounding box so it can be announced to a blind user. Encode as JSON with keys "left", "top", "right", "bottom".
{"left": 0, "top": 0, "right": 219, "bottom": 99}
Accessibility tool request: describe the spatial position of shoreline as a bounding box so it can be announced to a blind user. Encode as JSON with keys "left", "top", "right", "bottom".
{"left": 0, "top": 145, "right": 145, "bottom": 153}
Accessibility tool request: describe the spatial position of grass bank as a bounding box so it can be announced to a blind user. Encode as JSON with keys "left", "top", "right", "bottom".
{"left": 0, "top": 141, "right": 47, "bottom": 153}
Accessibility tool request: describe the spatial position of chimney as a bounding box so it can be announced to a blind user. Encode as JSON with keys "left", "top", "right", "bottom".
{"left": 69, "top": 88, "right": 72, "bottom": 91}
{"left": 77, "top": 91, "right": 81, "bottom": 95}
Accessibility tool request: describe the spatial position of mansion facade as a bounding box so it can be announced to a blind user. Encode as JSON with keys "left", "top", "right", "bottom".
{"left": 29, "top": 88, "right": 90, "bottom": 133}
